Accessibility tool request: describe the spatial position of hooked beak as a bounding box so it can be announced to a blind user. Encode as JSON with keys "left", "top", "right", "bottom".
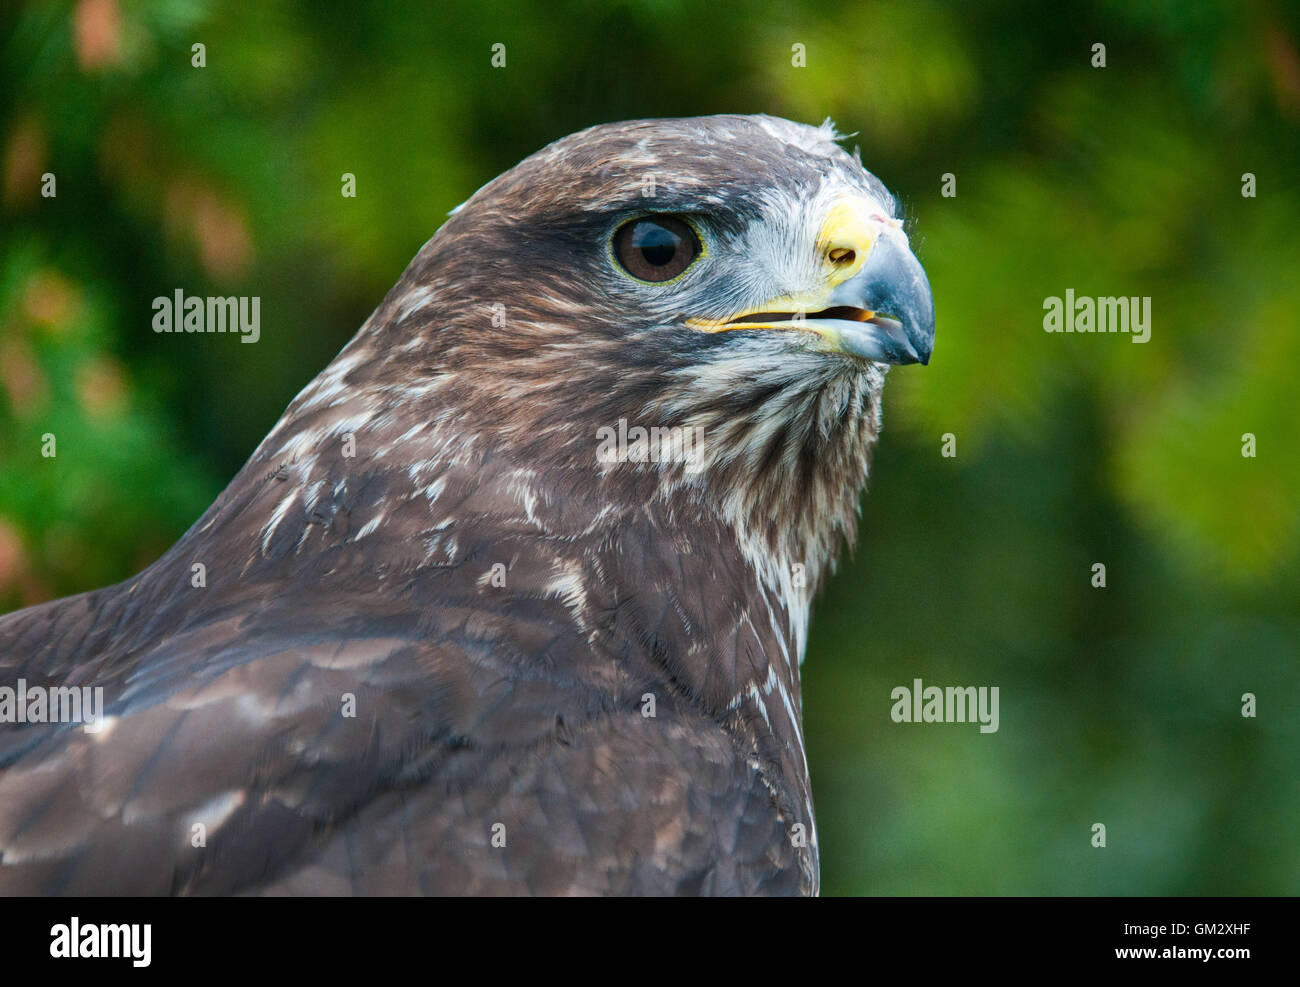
{"left": 819, "top": 232, "right": 935, "bottom": 365}
{"left": 685, "top": 197, "right": 935, "bottom": 366}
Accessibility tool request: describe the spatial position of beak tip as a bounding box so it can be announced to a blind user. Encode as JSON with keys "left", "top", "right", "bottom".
{"left": 830, "top": 232, "right": 935, "bottom": 370}
{"left": 916, "top": 330, "right": 934, "bottom": 366}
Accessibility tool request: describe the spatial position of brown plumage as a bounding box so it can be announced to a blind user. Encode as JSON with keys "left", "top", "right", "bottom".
{"left": 0, "top": 114, "right": 933, "bottom": 895}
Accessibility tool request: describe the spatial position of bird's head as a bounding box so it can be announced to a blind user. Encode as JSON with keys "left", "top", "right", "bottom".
{"left": 434, "top": 113, "right": 932, "bottom": 365}
{"left": 399, "top": 113, "right": 932, "bottom": 365}
{"left": 295, "top": 114, "right": 934, "bottom": 598}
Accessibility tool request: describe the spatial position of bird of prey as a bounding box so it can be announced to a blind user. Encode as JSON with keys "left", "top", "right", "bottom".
{"left": 0, "top": 114, "right": 933, "bottom": 896}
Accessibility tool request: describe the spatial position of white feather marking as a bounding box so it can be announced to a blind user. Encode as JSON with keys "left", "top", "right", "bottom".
{"left": 261, "top": 490, "right": 299, "bottom": 555}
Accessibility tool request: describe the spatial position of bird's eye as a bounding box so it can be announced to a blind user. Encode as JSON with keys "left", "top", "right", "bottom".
{"left": 613, "top": 216, "right": 701, "bottom": 282}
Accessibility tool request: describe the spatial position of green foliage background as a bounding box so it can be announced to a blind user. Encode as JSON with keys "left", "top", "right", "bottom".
{"left": 1, "top": 0, "right": 1296, "bottom": 894}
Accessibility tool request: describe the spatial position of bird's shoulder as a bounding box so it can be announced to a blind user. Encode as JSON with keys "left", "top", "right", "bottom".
{"left": 0, "top": 449, "right": 814, "bottom": 894}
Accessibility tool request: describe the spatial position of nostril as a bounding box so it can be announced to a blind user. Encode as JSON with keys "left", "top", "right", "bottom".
{"left": 828, "top": 247, "right": 856, "bottom": 265}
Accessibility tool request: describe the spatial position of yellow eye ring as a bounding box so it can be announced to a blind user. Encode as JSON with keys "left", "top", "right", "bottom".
{"left": 612, "top": 215, "right": 702, "bottom": 283}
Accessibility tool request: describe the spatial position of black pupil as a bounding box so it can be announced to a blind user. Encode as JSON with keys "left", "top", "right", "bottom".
{"left": 633, "top": 222, "right": 680, "bottom": 267}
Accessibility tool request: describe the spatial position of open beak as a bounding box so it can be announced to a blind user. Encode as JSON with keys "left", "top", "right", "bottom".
{"left": 814, "top": 233, "right": 934, "bottom": 365}
{"left": 687, "top": 199, "right": 935, "bottom": 366}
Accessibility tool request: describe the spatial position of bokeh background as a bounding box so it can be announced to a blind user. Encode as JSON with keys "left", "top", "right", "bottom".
{"left": 1, "top": 0, "right": 1296, "bottom": 894}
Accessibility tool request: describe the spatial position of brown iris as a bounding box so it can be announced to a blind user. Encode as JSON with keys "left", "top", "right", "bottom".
{"left": 613, "top": 216, "right": 700, "bottom": 282}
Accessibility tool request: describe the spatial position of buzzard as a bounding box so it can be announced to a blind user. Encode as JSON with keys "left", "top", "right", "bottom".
{"left": 0, "top": 115, "right": 933, "bottom": 896}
